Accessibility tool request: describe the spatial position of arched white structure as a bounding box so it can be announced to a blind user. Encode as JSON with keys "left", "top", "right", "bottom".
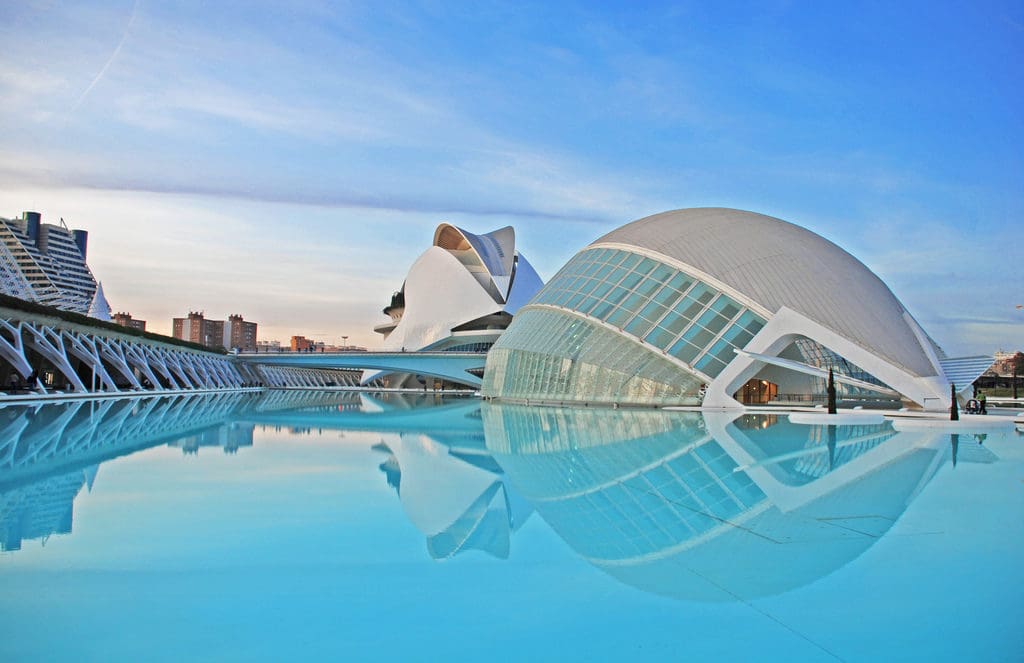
{"left": 484, "top": 208, "right": 975, "bottom": 411}
{"left": 368, "top": 223, "right": 542, "bottom": 386}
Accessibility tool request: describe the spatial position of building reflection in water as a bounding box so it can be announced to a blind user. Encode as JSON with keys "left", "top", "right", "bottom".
{"left": 0, "top": 391, "right": 504, "bottom": 554}
{"left": 243, "top": 390, "right": 536, "bottom": 560}
{"left": 373, "top": 434, "right": 532, "bottom": 560}
{"left": 0, "top": 390, "right": 1000, "bottom": 602}
{"left": 0, "top": 468, "right": 94, "bottom": 552}
{"left": 482, "top": 403, "right": 986, "bottom": 601}
{"left": 0, "top": 392, "right": 271, "bottom": 551}
{"left": 169, "top": 423, "right": 255, "bottom": 455}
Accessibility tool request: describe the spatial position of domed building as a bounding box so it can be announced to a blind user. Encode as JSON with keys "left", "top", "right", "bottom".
{"left": 482, "top": 208, "right": 982, "bottom": 410}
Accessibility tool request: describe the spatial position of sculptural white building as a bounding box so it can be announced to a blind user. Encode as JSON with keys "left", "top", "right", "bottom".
{"left": 482, "top": 208, "right": 988, "bottom": 410}
{"left": 369, "top": 223, "right": 542, "bottom": 385}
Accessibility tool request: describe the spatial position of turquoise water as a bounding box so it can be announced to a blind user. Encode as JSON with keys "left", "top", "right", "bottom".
{"left": 1, "top": 392, "right": 1021, "bottom": 662}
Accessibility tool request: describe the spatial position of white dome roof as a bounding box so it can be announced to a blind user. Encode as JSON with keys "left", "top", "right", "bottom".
{"left": 593, "top": 208, "right": 937, "bottom": 378}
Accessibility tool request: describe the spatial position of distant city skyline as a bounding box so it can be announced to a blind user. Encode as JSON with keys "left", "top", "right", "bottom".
{"left": 1, "top": 2, "right": 1021, "bottom": 354}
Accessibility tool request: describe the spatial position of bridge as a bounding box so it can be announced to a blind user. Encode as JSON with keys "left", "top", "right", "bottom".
{"left": 237, "top": 350, "right": 488, "bottom": 388}
{"left": 1, "top": 298, "right": 490, "bottom": 397}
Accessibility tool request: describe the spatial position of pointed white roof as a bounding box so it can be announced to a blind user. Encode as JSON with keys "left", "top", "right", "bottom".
{"left": 88, "top": 281, "right": 112, "bottom": 321}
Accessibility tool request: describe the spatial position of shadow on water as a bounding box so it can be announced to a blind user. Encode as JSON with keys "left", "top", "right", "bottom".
{"left": 0, "top": 391, "right": 999, "bottom": 602}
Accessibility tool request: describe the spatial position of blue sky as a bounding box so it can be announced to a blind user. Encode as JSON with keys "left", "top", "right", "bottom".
{"left": 0, "top": 1, "right": 1021, "bottom": 353}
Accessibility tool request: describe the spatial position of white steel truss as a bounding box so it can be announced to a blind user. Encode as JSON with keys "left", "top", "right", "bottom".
{"left": 0, "top": 315, "right": 379, "bottom": 397}
{"left": 0, "top": 317, "right": 247, "bottom": 395}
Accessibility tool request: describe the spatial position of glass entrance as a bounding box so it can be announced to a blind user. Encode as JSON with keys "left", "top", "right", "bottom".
{"left": 736, "top": 378, "right": 778, "bottom": 404}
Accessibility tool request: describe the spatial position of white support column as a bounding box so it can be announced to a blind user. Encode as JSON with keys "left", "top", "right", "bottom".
{"left": 22, "top": 324, "right": 86, "bottom": 392}
{"left": 198, "top": 358, "right": 216, "bottom": 388}
{"left": 214, "top": 358, "right": 242, "bottom": 387}
{"left": 95, "top": 337, "right": 143, "bottom": 389}
{"left": 204, "top": 358, "right": 223, "bottom": 387}
{"left": 197, "top": 357, "right": 218, "bottom": 388}
{"left": 209, "top": 358, "right": 232, "bottom": 387}
{"left": 227, "top": 360, "right": 244, "bottom": 386}
{"left": 166, "top": 351, "right": 198, "bottom": 389}
{"left": 64, "top": 332, "right": 120, "bottom": 392}
{"left": 175, "top": 352, "right": 205, "bottom": 388}
{"left": 147, "top": 347, "right": 182, "bottom": 389}
{"left": 122, "top": 341, "right": 162, "bottom": 389}
{"left": 0, "top": 319, "right": 33, "bottom": 379}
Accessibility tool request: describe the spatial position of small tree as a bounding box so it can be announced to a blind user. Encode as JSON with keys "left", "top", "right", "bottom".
{"left": 1013, "top": 352, "right": 1024, "bottom": 400}
{"left": 950, "top": 382, "right": 959, "bottom": 421}
{"left": 827, "top": 368, "right": 837, "bottom": 414}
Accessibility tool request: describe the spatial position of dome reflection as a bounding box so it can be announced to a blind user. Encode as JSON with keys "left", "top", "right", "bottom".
{"left": 483, "top": 403, "right": 955, "bottom": 601}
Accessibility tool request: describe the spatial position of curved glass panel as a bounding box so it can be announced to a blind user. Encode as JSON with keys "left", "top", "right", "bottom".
{"left": 486, "top": 247, "right": 768, "bottom": 403}
{"left": 483, "top": 309, "right": 704, "bottom": 405}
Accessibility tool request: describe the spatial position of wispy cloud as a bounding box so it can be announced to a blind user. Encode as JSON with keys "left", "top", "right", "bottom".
{"left": 69, "top": 0, "right": 139, "bottom": 113}
{"left": 0, "top": 2, "right": 652, "bottom": 225}
{"left": 0, "top": 157, "right": 616, "bottom": 224}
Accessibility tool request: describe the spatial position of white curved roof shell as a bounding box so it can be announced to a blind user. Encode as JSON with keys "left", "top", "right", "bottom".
{"left": 435, "top": 223, "right": 516, "bottom": 299}
{"left": 379, "top": 224, "right": 543, "bottom": 352}
{"left": 593, "top": 208, "right": 938, "bottom": 378}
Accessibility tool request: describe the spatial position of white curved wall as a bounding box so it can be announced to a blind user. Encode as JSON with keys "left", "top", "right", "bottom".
{"left": 382, "top": 246, "right": 506, "bottom": 351}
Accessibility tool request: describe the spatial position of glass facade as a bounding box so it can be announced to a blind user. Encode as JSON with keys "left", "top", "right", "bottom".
{"left": 486, "top": 309, "right": 705, "bottom": 405}
{"left": 484, "top": 247, "right": 766, "bottom": 405}
{"left": 792, "top": 338, "right": 900, "bottom": 404}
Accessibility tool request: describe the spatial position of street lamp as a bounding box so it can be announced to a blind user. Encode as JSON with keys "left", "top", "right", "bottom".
{"left": 342, "top": 335, "right": 349, "bottom": 351}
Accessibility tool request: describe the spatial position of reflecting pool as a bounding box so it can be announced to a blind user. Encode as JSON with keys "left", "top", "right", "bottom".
{"left": 1, "top": 392, "right": 1021, "bottom": 661}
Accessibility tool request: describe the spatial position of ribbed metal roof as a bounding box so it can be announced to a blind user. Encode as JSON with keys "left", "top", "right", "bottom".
{"left": 938, "top": 356, "right": 994, "bottom": 391}
{"left": 593, "top": 208, "right": 938, "bottom": 378}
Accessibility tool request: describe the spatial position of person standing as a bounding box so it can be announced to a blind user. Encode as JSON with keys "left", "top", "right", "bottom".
{"left": 979, "top": 391, "right": 987, "bottom": 415}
